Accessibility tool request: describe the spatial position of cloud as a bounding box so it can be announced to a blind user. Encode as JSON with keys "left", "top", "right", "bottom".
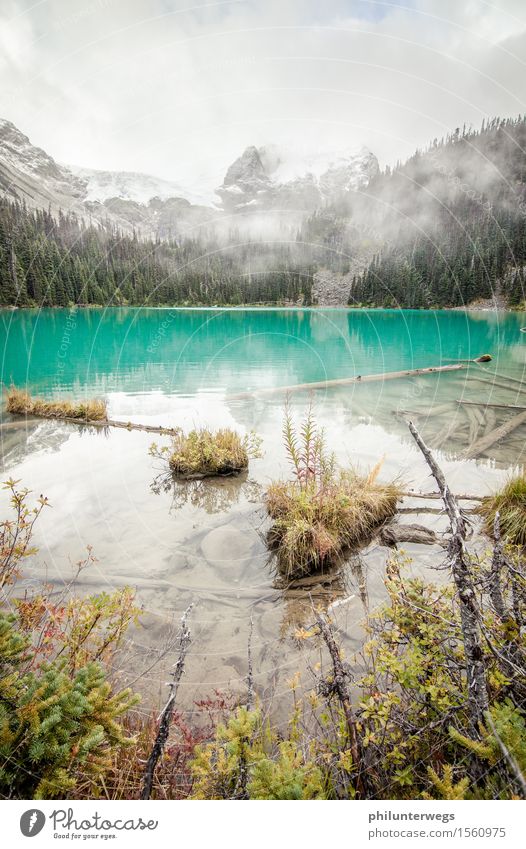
{"left": 0, "top": 0, "right": 525, "bottom": 194}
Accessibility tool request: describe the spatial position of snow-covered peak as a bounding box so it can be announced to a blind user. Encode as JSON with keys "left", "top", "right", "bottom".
{"left": 70, "top": 166, "right": 212, "bottom": 207}
{"left": 217, "top": 143, "right": 379, "bottom": 211}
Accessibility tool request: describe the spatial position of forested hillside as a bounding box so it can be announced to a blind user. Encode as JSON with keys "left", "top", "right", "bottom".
{"left": 0, "top": 199, "right": 313, "bottom": 306}
{"left": 1, "top": 116, "right": 526, "bottom": 308}
{"left": 349, "top": 116, "right": 526, "bottom": 307}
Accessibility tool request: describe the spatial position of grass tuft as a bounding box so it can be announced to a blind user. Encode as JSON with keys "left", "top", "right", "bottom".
{"left": 150, "top": 427, "right": 262, "bottom": 479}
{"left": 266, "top": 406, "right": 400, "bottom": 579}
{"left": 479, "top": 474, "right": 526, "bottom": 546}
{"left": 5, "top": 386, "right": 107, "bottom": 421}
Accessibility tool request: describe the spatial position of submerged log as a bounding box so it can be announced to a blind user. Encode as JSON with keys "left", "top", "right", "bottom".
{"left": 229, "top": 363, "right": 466, "bottom": 399}
{"left": 463, "top": 409, "right": 526, "bottom": 459}
{"left": 458, "top": 399, "right": 526, "bottom": 412}
{"left": 400, "top": 490, "right": 484, "bottom": 501}
{"left": 379, "top": 523, "right": 439, "bottom": 547}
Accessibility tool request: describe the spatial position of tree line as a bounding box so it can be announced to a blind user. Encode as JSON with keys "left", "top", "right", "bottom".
{"left": 0, "top": 199, "right": 314, "bottom": 307}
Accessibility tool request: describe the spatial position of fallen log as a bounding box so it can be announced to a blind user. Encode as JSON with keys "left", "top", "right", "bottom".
{"left": 463, "top": 409, "right": 526, "bottom": 459}
{"left": 458, "top": 399, "right": 526, "bottom": 412}
{"left": 464, "top": 375, "right": 526, "bottom": 394}
{"left": 400, "top": 490, "right": 484, "bottom": 501}
{"left": 229, "top": 363, "right": 466, "bottom": 400}
{"left": 379, "top": 523, "right": 439, "bottom": 547}
{"left": 474, "top": 366, "right": 526, "bottom": 390}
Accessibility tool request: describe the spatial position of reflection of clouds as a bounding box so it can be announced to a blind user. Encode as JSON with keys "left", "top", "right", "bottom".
{"left": 151, "top": 469, "right": 262, "bottom": 515}
{"left": 4, "top": 308, "right": 526, "bottom": 402}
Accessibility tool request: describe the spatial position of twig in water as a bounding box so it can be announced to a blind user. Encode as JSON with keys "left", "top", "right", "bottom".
{"left": 313, "top": 605, "right": 368, "bottom": 798}
{"left": 140, "top": 604, "right": 193, "bottom": 800}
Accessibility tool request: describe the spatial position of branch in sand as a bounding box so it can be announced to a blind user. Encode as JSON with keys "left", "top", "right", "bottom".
{"left": 314, "top": 606, "right": 368, "bottom": 798}
{"left": 140, "top": 604, "right": 193, "bottom": 800}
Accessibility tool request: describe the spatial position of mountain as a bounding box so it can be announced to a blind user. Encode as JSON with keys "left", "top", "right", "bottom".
{"left": 0, "top": 119, "right": 216, "bottom": 239}
{"left": 71, "top": 166, "right": 213, "bottom": 208}
{"left": 0, "top": 119, "right": 380, "bottom": 240}
{"left": 2, "top": 115, "right": 526, "bottom": 308}
{"left": 216, "top": 143, "right": 379, "bottom": 211}
{"left": 0, "top": 118, "right": 87, "bottom": 213}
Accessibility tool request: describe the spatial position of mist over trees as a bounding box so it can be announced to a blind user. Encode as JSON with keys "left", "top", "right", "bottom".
{"left": 1, "top": 116, "right": 526, "bottom": 309}
{"left": 348, "top": 116, "right": 526, "bottom": 307}
{"left": 0, "top": 200, "right": 314, "bottom": 307}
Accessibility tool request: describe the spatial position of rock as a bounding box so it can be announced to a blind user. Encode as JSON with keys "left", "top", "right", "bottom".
{"left": 200, "top": 524, "right": 255, "bottom": 565}
{"left": 379, "top": 523, "right": 439, "bottom": 547}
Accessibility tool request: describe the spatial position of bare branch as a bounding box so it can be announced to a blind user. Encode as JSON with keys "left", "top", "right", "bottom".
{"left": 407, "top": 420, "right": 489, "bottom": 734}
{"left": 140, "top": 603, "right": 193, "bottom": 800}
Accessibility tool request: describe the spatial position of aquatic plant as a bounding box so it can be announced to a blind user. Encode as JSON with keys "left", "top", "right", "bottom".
{"left": 149, "top": 427, "right": 262, "bottom": 479}
{"left": 479, "top": 474, "right": 526, "bottom": 546}
{"left": 5, "top": 386, "right": 107, "bottom": 421}
{"left": 266, "top": 407, "right": 400, "bottom": 578}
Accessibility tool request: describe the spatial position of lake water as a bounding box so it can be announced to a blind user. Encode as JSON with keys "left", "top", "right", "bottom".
{"left": 1, "top": 307, "right": 526, "bottom": 715}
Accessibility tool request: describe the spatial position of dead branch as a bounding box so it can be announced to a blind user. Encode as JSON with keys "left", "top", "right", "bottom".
{"left": 407, "top": 420, "right": 489, "bottom": 734}
{"left": 246, "top": 614, "right": 254, "bottom": 712}
{"left": 314, "top": 607, "right": 368, "bottom": 798}
{"left": 140, "top": 604, "right": 193, "bottom": 800}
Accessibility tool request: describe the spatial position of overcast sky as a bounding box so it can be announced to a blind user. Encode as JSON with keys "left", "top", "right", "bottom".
{"left": 1, "top": 0, "right": 526, "bottom": 193}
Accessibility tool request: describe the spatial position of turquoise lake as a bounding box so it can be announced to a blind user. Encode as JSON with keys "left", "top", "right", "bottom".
{"left": 2, "top": 307, "right": 526, "bottom": 396}
{"left": 1, "top": 307, "right": 526, "bottom": 709}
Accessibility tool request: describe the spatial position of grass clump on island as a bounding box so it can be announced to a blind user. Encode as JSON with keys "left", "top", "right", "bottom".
{"left": 5, "top": 386, "right": 107, "bottom": 421}
{"left": 150, "top": 427, "right": 262, "bottom": 479}
{"left": 266, "top": 407, "right": 401, "bottom": 579}
{"left": 479, "top": 473, "right": 526, "bottom": 546}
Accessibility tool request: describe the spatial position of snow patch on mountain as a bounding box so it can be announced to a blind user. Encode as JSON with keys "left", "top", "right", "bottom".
{"left": 71, "top": 166, "right": 214, "bottom": 207}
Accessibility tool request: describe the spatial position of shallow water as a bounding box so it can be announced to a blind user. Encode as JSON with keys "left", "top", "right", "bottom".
{"left": 1, "top": 307, "right": 525, "bottom": 715}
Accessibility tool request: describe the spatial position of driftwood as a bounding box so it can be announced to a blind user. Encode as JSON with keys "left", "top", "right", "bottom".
{"left": 475, "top": 367, "right": 526, "bottom": 390}
{"left": 141, "top": 605, "right": 193, "bottom": 800}
{"left": 463, "top": 410, "right": 526, "bottom": 459}
{"left": 458, "top": 399, "right": 526, "bottom": 412}
{"left": 408, "top": 421, "right": 489, "bottom": 735}
{"left": 314, "top": 607, "right": 368, "bottom": 798}
{"left": 229, "top": 363, "right": 465, "bottom": 400}
{"left": 400, "top": 490, "right": 484, "bottom": 502}
{"left": 379, "top": 523, "right": 439, "bottom": 547}
{"left": 465, "top": 375, "right": 526, "bottom": 395}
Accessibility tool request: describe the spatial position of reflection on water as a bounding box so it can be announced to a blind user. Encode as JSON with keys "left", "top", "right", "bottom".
{"left": 150, "top": 469, "right": 263, "bottom": 515}
{"left": 1, "top": 307, "right": 526, "bottom": 709}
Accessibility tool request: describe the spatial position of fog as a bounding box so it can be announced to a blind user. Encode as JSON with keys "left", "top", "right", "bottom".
{"left": 1, "top": 0, "right": 526, "bottom": 201}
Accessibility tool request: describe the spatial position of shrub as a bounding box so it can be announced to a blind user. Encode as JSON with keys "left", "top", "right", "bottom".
{"left": 150, "top": 427, "right": 262, "bottom": 479}
{"left": 479, "top": 474, "right": 526, "bottom": 546}
{"left": 266, "top": 408, "right": 400, "bottom": 578}
{"left": 1, "top": 478, "right": 49, "bottom": 593}
{"left": 0, "top": 613, "right": 138, "bottom": 799}
{"left": 5, "top": 387, "right": 107, "bottom": 421}
{"left": 189, "top": 707, "right": 325, "bottom": 800}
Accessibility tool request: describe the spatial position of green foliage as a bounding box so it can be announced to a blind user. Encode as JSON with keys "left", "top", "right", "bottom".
{"left": 0, "top": 612, "right": 138, "bottom": 799}
{"left": 0, "top": 198, "right": 314, "bottom": 307}
{"left": 150, "top": 427, "right": 262, "bottom": 479}
{"left": 266, "top": 408, "right": 400, "bottom": 578}
{"left": 451, "top": 701, "right": 526, "bottom": 775}
{"left": 425, "top": 764, "right": 470, "bottom": 800}
{"left": 480, "top": 474, "right": 526, "bottom": 546}
{"left": 190, "top": 707, "right": 325, "bottom": 800}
